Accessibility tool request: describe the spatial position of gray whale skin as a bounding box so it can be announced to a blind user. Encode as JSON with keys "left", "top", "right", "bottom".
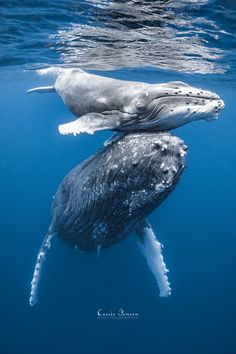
{"left": 29, "top": 132, "right": 187, "bottom": 306}
{"left": 28, "top": 68, "right": 224, "bottom": 136}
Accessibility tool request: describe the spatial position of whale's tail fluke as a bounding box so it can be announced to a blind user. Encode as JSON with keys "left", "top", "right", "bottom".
{"left": 29, "top": 231, "right": 55, "bottom": 306}
{"left": 27, "top": 86, "right": 55, "bottom": 94}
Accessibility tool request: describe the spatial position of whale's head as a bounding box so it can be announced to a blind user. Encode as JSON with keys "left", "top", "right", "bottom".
{"left": 128, "top": 81, "right": 225, "bottom": 131}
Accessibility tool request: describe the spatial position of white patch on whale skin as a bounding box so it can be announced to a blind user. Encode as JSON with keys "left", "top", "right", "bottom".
{"left": 97, "top": 97, "right": 108, "bottom": 104}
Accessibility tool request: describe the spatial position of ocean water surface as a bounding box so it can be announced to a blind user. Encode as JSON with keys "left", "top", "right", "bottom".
{"left": 0, "top": 1, "right": 236, "bottom": 354}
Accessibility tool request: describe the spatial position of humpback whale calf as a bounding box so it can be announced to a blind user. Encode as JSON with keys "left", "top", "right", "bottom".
{"left": 27, "top": 68, "right": 224, "bottom": 136}
{"left": 29, "top": 132, "right": 187, "bottom": 306}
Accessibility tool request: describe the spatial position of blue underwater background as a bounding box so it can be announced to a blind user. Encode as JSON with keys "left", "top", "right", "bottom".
{"left": 0, "top": 1, "right": 236, "bottom": 354}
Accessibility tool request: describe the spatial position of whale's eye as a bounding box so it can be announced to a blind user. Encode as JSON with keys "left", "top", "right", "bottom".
{"left": 136, "top": 100, "right": 145, "bottom": 110}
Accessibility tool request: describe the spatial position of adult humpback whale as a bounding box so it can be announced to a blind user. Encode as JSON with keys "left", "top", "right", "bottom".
{"left": 27, "top": 68, "right": 224, "bottom": 136}
{"left": 29, "top": 132, "right": 187, "bottom": 306}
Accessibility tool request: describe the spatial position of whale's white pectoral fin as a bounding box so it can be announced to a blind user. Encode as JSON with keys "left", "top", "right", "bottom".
{"left": 58, "top": 112, "right": 121, "bottom": 136}
{"left": 135, "top": 219, "right": 171, "bottom": 297}
{"left": 29, "top": 232, "right": 55, "bottom": 306}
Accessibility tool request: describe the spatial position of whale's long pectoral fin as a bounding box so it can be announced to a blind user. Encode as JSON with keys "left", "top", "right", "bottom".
{"left": 58, "top": 111, "right": 137, "bottom": 136}
{"left": 29, "top": 232, "right": 55, "bottom": 306}
{"left": 135, "top": 219, "right": 171, "bottom": 297}
{"left": 58, "top": 113, "right": 115, "bottom": 136}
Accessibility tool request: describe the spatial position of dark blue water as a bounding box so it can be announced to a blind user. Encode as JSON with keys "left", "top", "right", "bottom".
{"left": 0, "top": 1, "right": 236, "bottom": 354}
